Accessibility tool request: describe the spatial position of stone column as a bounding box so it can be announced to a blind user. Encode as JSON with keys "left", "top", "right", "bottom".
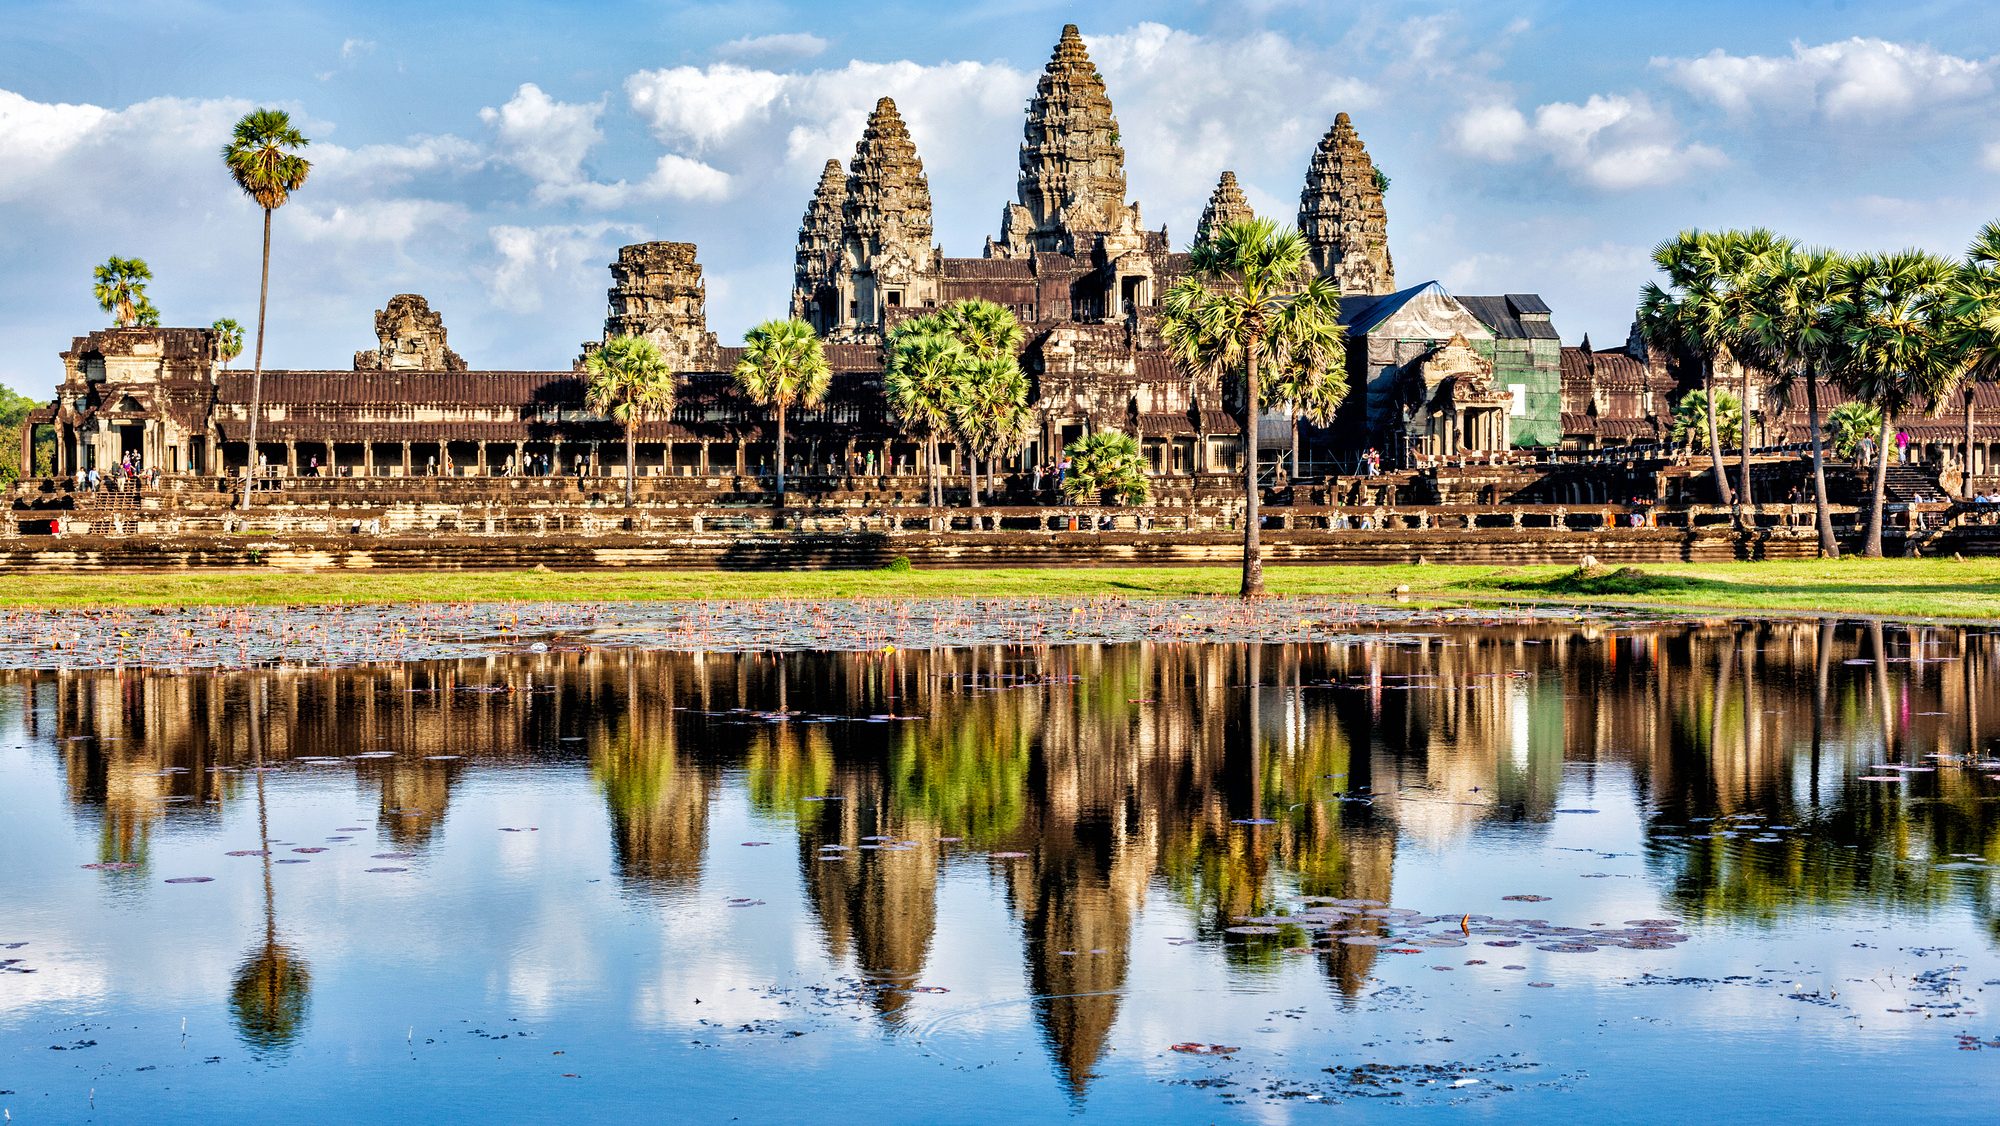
{"left": 513, "top": 441, "right": 524, "bottom": 476}
{"left": 363, "top": 442, "right": 374, "bottom": 477}
{"left": 285, "top": 440, "right": 297, "bottom": 476}
{"left": 698, "top": 442, "right": 709, "bottom": 476}
{"left": 735, "top": 440, "right": 746, "bottom": 476}
{"left": 477, "top": 441, "right": 488, "bottom": 476}
{"left": 401, "top": 441, "right": 412, "bottom": 477}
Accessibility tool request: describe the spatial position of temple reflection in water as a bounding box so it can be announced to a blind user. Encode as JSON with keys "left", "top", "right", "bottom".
{"left": 14, "top": 619, "right": 2000, "bottom": 1091}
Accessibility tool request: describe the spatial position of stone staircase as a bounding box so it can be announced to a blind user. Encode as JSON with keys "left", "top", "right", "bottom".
{"left": 1882, "top": 465, "right": 1943, "bottom": 503}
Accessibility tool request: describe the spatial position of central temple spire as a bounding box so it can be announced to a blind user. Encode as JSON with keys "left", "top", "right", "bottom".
{"left": 996, "top": 24, "right": 1142, "bottom": 257}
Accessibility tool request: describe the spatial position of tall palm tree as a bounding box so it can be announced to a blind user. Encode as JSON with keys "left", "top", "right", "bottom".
{"left": 951, "top": 354, "right": 1034, "bottom": 506}
{"left": 585, "top": 335, "right": 677, "bottom": 508}
{"left": 1742, "top": 245, "right": 1841, "bottom": 557}
{"left": 1264, "top": 344, "right": 1349, "bottom": 479}
{"left": 1162, "top": 217, "right": 1344, "bottom": 598}
{"left": 212, "top": 318, "right": 245, "bottom": 370}
{"left": 1639, "top": 231, "right": 1738, "bottom": 518}
{"left": 93, "top": 256, "right": 156, "bottom": 327}
{"left": 931, "top": 299, "right": 1027, "bottom": 506}
{"left": 884, "top": 328, "right": 964, "bottom": 509}
{"left": 223, "top": 109, "right": 311, "bottom": 510}
{"left": 1708, "top": 228, "right": 1792, "bottom": 515}
{"left": 733, "top": 318, "right": 831, "bottom": 503}
{"left": 1947, "top": 221, "right": 2000, "bottom": 495}
{"left": 1827, "top": 250, "right": 1964, "bottom": 557}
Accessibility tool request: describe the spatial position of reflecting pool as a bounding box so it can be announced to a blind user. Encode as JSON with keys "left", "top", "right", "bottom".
{"left": 4, "top": 617, "right": 1999, "bottom": 1122}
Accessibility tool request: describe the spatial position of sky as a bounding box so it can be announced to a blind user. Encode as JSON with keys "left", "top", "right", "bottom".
{"left": 2, "top": 0, "right": 1997, "bottom": 395}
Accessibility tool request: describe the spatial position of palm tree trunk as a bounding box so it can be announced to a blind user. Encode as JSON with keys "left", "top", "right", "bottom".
{"left": 1242, "top": 338, "right": 1265, "bottom": 599}
{"left": 775, "top": 403, "right": 787, "bottom": 504}
{"left": 1965, "top": 386, "right": 1977, "bottom": 500}
{"left": 1701, "top": 361, "right": 1734, "bottom": 510}
{"left": 239, "top": 207, "right": 273, "bottom": 511}
{"left": 1805, "top": 366, "right": 1837, "bottom": 558}
{"left": 1290, "top": 415, "right": 1301, "bottom": 480}
{"left": 625, "top": 423, "right": 636, "bottom": 508}
{"left": 1864, "top": 416, "right": 1893, "bottom": 557}
{"left": 1739, "top": 363, "right": 1755, "bottom": 522}
{"left": 967, "top": 446, "right": 982, "bottom": 508}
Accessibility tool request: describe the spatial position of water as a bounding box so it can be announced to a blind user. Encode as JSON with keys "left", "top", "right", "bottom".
{"left": 3, "top": 615, "right": 1998, "bottom": 1122}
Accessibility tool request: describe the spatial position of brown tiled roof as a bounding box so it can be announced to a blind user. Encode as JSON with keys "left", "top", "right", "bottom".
{"left": 942, "top": 258, "right": 1036, "bottom": 280}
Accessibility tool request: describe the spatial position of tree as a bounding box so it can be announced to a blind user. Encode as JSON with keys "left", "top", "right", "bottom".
{"left": 1741, "top": 245, "right": 1842, "bottom": 557}
{"left": 93, "top": 256, "right": 157, "bottom": 328}
{"left": 1825, "top": 401, "right": 1883, "bottom": 461}
{"left": 1162, "top": 217, "right": 1344, "bottom": 598}
{"left": 1706, "top": 229, "right": 1792, "bottom": 516}
{"left": 924, "top": 299, "right": 1028, "bottom": 506}
{"left": 1827, "top": 251, "right": 1964, "bottom": 557}
{"left": 1668, "top": 388, "right": 1743, "bottom": 453}
{"left": 222, "top": 108, "right": 311, "bottom": 511}
{"left": 951, "top": 355, "right": 1034, "bottom": 506}
{"left": 213, "top": 318, "right": 245, "bottom": 370}
{"left": 1060, "top": 430, "right": 1151, "bottom": 505}
{"left": 884, "top": 328, "right": 967, "bottom": 509}
{"left": 0, "top": 384, "right": 41, "bottom": 485}
{"left": 733, "top": 318, "right": 831, "bottom": 503}
{"left": 1947, "top": 221, "right": 2000, "bottom": 495}
{"left": 1263, "top": 345, "right": 1349, "bottom": 479}
{"left": 585, "top": 335, "right": 677, "bottom": 508}
{"left": 1640, "top": 231, "right": 1741, "bottom": 519}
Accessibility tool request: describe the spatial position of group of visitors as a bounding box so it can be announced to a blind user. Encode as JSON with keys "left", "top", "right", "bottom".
{"left": 1029, "top": 456, "right": 1073, "bottom": 497}
{"left": 73, "top": 452, "right": 159, "bottom": 492}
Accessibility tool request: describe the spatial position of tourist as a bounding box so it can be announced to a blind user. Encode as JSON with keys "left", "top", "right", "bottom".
{"left": 1032, "top": 462, "right": 1043, "bottom": 495}
{"left": 1896, "top": 429, "right": 1910, "bottom": 464}
{"left": 86, "top": 466, "right": 99, "bottom": 491}
{"left": 427, "top": 455, "right": 437, "bottom": 477}
{"left": 308, "top": 455, "right": 319, "bottom": 477}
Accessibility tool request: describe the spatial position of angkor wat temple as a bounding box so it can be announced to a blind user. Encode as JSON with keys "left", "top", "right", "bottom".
{"left": 17, "top": 24, "right": 2000, "bottom": 507}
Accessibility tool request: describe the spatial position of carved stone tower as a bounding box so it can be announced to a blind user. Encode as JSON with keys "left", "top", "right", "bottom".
{"left": 588, "top": 241, "right": 718, "bottom": 370}
{"left": 791, "top": 159, "right": 846, "bottom": 330}
{"left": 354, "top": 294, "right": 466, "bottom": 371}
{"left": 999, "top": 24, "right": 1144, "bottom": 258}
{"left": 832, "top": 96, "right": 936, "bottom": 341}
{"left": 1194, "top": 171, "right": 1255, "bottom": 246}
{"left": 1298, "top": 113, "right": 1395, "bottom": 295}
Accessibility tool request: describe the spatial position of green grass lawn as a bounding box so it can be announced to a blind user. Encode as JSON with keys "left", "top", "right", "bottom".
{"left": 0, "top": 558, "right": 1995, "bottom": 621}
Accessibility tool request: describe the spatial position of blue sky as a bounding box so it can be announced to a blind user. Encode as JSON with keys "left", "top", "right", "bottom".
{"left": 2, "top": 0, "right": 1996, "bottom": 393}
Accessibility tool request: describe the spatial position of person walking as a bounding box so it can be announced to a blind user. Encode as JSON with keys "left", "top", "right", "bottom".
{"left": 1896, "top": 429, "right": 1910, "bottom": 465}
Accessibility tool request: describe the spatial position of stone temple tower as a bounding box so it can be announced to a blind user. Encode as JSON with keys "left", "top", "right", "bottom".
{"left": 582, "top": 241, "right": 718, "bottom": 370}
{"left": 829, "top": 96, "right": 937, "bottom": 342}
{"left": 997, "top": 24, "right": 1144, "bottom": 257}
{"left": 791, "top": 159, "right": 845, "bottom": 330}
{"left": 1194, "top": 171, "right": 1255, "bottom": 246}
{"left": 1298, "top": 113, "right": 1395, "bottom": 295}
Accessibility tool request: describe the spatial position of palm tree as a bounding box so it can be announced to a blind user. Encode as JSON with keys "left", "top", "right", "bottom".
{"left": 884, "top": 328, "right": 966, "bottom": 509}
{"left": 1947, "top": 221, "right": 2000, "bottom": 495}
{"left": 1827, "top": 250, "right": 1965, "bottom": 557}
{"left": 585, "top": 335, "right": 677, "bottom": 508}
{"left": 230, "top": 679, "right": 311, "bottom": 1054}
{"left": 1668, "top": 387, "right": 1743, "bottom": 452}
{"left": 1639, "top": 231, "right": 1738, "bottom": 517}
{"left": 222, "top": 109, "right": 311, "bottom": 511}
{"left": 733, "top": 318, "right": 831, "bottom": 503}
{"left": 1161, "top": 218, "right": 1344, "bottom": 598}
{"left": 1825, "top": 401, "right": 1883, "bottom": 460}
{"left": 1741, "top": 245, "right": 1841, "bottom": 557}
{"left": 1264, "top": 347, "right": 1349, "bottom": 479}
{"left": 1060, "top": 430, "right": 1151, "bottom": 505}
{"left": 212, "top": 318, "right": 245, "bottom": 370}
{"left": 951, "top": 355, "right": 1034, "bottom": 507}
{"left": 931, "top": 299, "right": 1027, "bottom": 506}
{"left": 93, "top": 256, "right": 156, "bottom": 327}
{"left": 1708, "top": 228, "right": 1792, "bottom": 515}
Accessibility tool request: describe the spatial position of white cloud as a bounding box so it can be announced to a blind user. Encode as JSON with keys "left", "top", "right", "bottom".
{"left": 0, "top": 89, "right": 244, "bottom": 211}
{"left": 715, "top": 32, "right": 828, "bottom": 63}
{"left": 488, "top": 222, "right": 642, "bottom": 313}
{"left": 1982, "top": 141, "right": 2000, "bottom": 173}
{"left": 290, "top": 198, "right": 470, "bottom": 246}
{"left": 340, "top": 38, "right": 376, "bottom": 61}
{"left": 1452, "top": 93, "right": 1725, "bottom": 190}
{"left": 479, "top": 83, "right": 606, "bottom": 190}
{"left": 543, "top": 154, "right": 732, "bottom": 208}
{"left": 1658, "top": 38, "right": 1995, "bottom": 122}
{"left": 625, "top": 64, "right": 789, "bottom": 149}
{"left": 315, "top": 134, "right": 485, "bottom": 188}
